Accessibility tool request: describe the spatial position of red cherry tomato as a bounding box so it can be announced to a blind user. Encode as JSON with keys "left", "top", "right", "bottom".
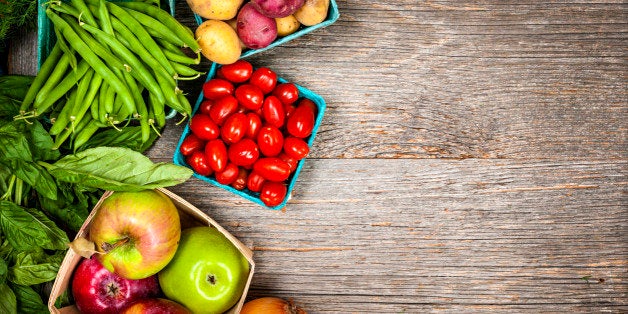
{"left": 286, "top": 104, "right": 315, "bottom": 138}
{"left": 284, "top": 102, "right": 296, "bottom": 119}
{"left": 272, "top": 83, "right": 299, "bottom": 106}
{"left": 204, "top": 139, "right": 228, "bottom": 172}
{"left": 260, "top": 181, "right": 287, "bottom": 207}
{"left": 262, "top": 95, "right": 285, "bottom": 128}
{"left": 228, "top": 138, "right": 260, "bottom": 167}
{"left": 246, "top": 112, "right": 262, "bottom": 139}
{"left": 278, "top": 152, "right": 298, "bottom": 173}
{"left": 179, "top": 133, "right": 205, "bottom": 156}
{"left": 253, "top": 157, "right": 291, "bottom": 182}
{"left": 190, "top": 113, "right": 220, "bottom": 140}
{"left": 249, "top": 67, "right": 277, "bottom": 94}
{"left": 283, "top": 136, "right": 309, "bottom": 160}
{"left": 298, "top": 98, "right": 318, "bottom": 116}
{"left": 218, "top": 60, "right": 253, "bottom": 83}
{"left": 235, "top": 84, "right": 264, "bottom": 110}
{"left": 246, "top": 170, "right": 266, "bottom": 192}
{"left": 257, "top": 125, "right": 284, "bottom": 157}
{"left": 186, "top": 151, "right": 213, "bottom": 176}
{"left": 231, "top": 168, "right": 249, "bottom": 190}
{"left": 209, "top": 95, "right": 239, "bottom": 125}
{"left": 221, "top": 112, "right": 248, "bottom": 144}
{"left": 202, "top": 78, "right": 234, "bottom": 100}
{"left": 214, "top": 163, "right": 239, "bottom": 185}
{"left": 199, "top": 99, "right": 213, "bottom": 115}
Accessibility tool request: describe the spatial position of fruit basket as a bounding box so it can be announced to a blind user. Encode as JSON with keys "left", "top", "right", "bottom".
{"left": 193, "top": 0, "right": 339, "bottom": 59}
{"left": 47, "top": 188, "right": 255, "bottom": 314}
{"left": 173, "top": 62, "right": 326, "bottom": 209}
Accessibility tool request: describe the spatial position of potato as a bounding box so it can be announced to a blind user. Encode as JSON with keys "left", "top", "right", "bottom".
{"left": 236, "top": 3, "right": 278, "bottom": 49}
{"left": 195, "top": 20, "right": 242, "bottom": 64}
{"left": 275, "top": 15, "right": 301, "bottom": 37}
{"left": 186, "top": 0, "right": 243, "bottom": 20}
{"left": 293, "top": 0, "right": 329, "bottom": 26}
{"left": 226, "top": 18, "right": 247, "bottom": 50}
{"left": 250, "top": 0, "right": 305, "bottom": 18}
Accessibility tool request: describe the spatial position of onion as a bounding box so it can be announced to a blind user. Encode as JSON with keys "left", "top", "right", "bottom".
{"left": 240, "top": 297, "right": 307, "bottom": 314}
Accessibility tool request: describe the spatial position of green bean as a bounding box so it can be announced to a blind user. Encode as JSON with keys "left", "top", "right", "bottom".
{"left": 72, "top": 72, "right": 103, "bottom": 127}
{"left": 20, "top": 43, "right": 63, "bottom": 113}
{"left": 53, "top": 25, "right": 78, "bottom": 70}
{"left": 70, "top": 0, "right": 98, "bottom": 27}
{"left": 80, "top": 17, "right": 168, "bottom": 107}
{"left": 70, "top": 68, "right": 94, "bottom": 121}
{"left": 115, "top": 1, "right": 199, "bottom": 52}
{"left": 95, "top": 0, "right": 113, "bottom": 35}
{"left": 35, "top": 59, "right": 90, "bottom": 117}
{"left": 103, "top": 84, "right": 117, "bottom": 117}
{"left": 123, "top": 10, "right": 185, "bottom": 48}
{"left": 48, "top": 1, "right": 80, "bottom": 18}
{"left": 46, "top": 9, "right": 135, "bottom": 114}
{"left": 98, "top": 81, "right": 110, "bottom": 124}
{"left": 148, "top": 88, "right": 165, "bottom": 128}
{"left": 143, "top": 26, "right": 185, "bottom": 48}
{"left": 154, "top": 68, "right": 188, "bottom": 117}
{"left": 90, "top": 97, "right": 100, "bottom": 121}
{"left": 105, "top": 2, "right": 176, "bottom": 75}
{"left": 32, "top": 52, "right": 71, "bottom": 111}
{"left": 171, "top": 62, "right": 204, "bottom": 80}
{"left": 73, "top": 119, "right": 102, "bottom": 151}
{"left": 163, "top": 49, "right": 201, "bottom": 65}
{"left": 109, "top": 17, "right": 174, "bottom": 81}
{"left": 50, "top": 88, "right": 78, "bottom": 136}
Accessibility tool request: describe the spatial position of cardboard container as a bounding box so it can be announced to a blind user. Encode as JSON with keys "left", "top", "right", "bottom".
{"left": 173, "top": 62, "right": 326, "bottom": 210}
{"left": 193, "top": 0, "right": 340, "bottom": 59}
{"left": 47, "top": 188, "right": 255, "bottom": 314}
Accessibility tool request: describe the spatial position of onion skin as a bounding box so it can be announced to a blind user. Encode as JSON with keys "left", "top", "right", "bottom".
{"left": 240, "top": 297, "right": 307, "bottom": 314}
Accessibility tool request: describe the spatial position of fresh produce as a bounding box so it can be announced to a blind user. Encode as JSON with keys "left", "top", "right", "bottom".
{"left": 196, "top": 19, "right": 242, "bottom": 65}
{"left": 89, "top": 190, "right": 181, "bottom": 280}
{"left": 71, "top": 257, "right": 161, "bottom": 314}
{"left": 250, "top": 0, "right": 305, "bottom": 18}
{"left": 15, "top": 0, "right": 202, "bottom": 151}
{"left": 275, "top": 15, "right": 301, "bottom": 37}
{"left": 158, "top": 226, "right": 250, "bottom": 314}
{"left": 240, "top": 297, "right": 307, "bottom": 314}
{"left": 0, "top": 0, "right": 36, "bottom": 48}
{"left": 187, "top": 0, "right": 244, "bottom": 20}
{"left": 180, "top": 61, "right": 320, "bottom": 207}
{"left": 188, "top": 0, "right": 330, "bottom": 54}
{"left": 122, "top": 298, "right": 192, "bottom": 314}
{"left": 236, "top": 3, "right": 278, "bottom": 50}
{"left": 1, "top": 76, "right": 192, "bottom": 313}
{"left": 294, "top": 0, "right": 330, "bottom": 26}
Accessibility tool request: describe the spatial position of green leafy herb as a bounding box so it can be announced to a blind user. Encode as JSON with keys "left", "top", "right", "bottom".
{"left": 0, "top": 282, "right": 17, "bottom": 314}
{"left": 9, "top": 283, "right": 48, "bottom": 314}
{"left": 0, "top": 0, "right": 37, "bottom": 50}
{"left": 0, "top": 201, "right": 69, "bottom": 251}
{"left": 47, "top": 147, "right": 193, "bottom": 191}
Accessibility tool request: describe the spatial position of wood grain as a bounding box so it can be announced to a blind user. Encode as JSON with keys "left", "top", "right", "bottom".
{"left": 6, "top": 0, "right": 627, "bottom": 312}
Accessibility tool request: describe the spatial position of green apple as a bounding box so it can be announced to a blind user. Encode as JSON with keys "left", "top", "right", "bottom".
{"left": 158, "top": 226, "right": 250, "bottom": 314}
{"left": 89, "top": 190, "right": 181, "bottom": 280}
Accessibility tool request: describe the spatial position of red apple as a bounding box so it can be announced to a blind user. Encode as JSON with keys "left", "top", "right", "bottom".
{"left": 72, "top": 257, "right": 161, "bottom": 314}
{"left": 89, "top": 190, "right": 181, "bottom": 280}
{"left": 122, "top": 298, "right": 192, "bottom": 314}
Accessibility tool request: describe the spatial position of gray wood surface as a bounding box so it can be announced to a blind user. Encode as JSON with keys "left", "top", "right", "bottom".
{"left": 7, "top": 0, "right": 627, "bottom": 312}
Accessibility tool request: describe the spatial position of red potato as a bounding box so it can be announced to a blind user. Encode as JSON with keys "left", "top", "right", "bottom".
{"left": 250, "top": 0, "right": 305, "bottom": 18}
{"left": 237, "top": 3, "right": 278, "bottom": 49}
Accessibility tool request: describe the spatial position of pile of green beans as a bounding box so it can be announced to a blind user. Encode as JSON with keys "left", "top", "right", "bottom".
{"left": 17, "top": 0, "right": 203, "bottom": 151}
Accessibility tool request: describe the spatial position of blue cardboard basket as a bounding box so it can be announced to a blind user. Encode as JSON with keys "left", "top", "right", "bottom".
{"left": 173, "top": 63, "right": 326, "bottom": 210}
{"left": 36, "top": 0, "right": 178, "bottom": 118}
{"left": 193, "top": 0, "right": 339, "bottom": 59}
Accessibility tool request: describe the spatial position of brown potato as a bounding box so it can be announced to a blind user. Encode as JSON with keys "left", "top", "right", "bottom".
{"left": 195, "top": 20, "right": 242, "bottom": 64}
{"left": 187, "top": 0, "right": 243, "bottom": 20}
{"left": 293, "top": 0, "right": 329, "bottom": 26}
{"left": 275, "top": 15, "right": 301, "bottom": 37}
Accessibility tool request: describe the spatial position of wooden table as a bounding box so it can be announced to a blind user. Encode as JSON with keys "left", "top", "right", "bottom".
{"left": 8, "top": 1, "right": 627, "bottom": 312}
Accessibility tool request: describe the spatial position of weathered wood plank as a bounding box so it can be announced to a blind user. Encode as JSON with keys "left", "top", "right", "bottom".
{"left": 154, "top": 158, "right": 627, "bottom": 312}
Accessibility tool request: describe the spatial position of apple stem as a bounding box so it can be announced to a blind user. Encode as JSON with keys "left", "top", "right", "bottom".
{"left": 100, "top": 237, "right": 130, "bottom": 253}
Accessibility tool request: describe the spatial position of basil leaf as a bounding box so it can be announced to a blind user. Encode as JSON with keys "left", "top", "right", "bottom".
{"left": 37, "top": 191, "right": 90, "bottom": 233}
{"left": 27, "top": 121, "right": 59, "bottom": 162}
{"left": 0, "top": 122, "right": 32, "bottom": 162}
{"left": 9, "top": 283, "right": 48, "bottom": 314}
{"left": 48, "top": 147, "right": 193, "bottom": 191}
{"left": 0, "top": 282, "right": 17, "bottom": 314}
{"left": 0, "top": 95, "right": 21, "bottom": 120}
{"left": 0, "top": 159, "right": 56, "bottom": 201}
{"left": 0, "top": 257, "right": 7, "bottom": 284}
{"left": 0, "top": 201, "right": 69, "bottom": 251}
{"left": 77, "top": 125, "right": 159, "bottom": 153}
{"left": 0, "top": 75, "right": 34, "bottom": 101}
{"left": 8, "top": 250, "right": 62, "bottom": 286}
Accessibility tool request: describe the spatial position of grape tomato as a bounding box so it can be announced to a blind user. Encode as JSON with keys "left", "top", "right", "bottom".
{"left": 202, "top": 78, "right": 234, "bottom": 100}
{"left": 209, "top": 95, "right": 239, "bottom": 125}
{"left": 218, "top": 60, "right": 253, "bottom": 83}
{"left": 272, "top": 83, "right": 299, "bottom": 105}
{"left": 249, "top": 67, "right": 277, "bottom": 94}
{"left": 260, "top": 181, "right": 287, "bottom": 207}
{"left": 215, "top": 163, "right": 239, "bottom": 185}
{"left": 246, "top": 112, "right": 262, "bottom": 139}
{"left": 253, "top": 157, "right": 291, "bottom": 182}
{"left": 235, "top": 84, "right": 265, "bottom": 110}
{"left": 179, "top": 133, "right": 205, "bottom": 156}
{"left": 221, "top": 112, "right": 248, "bottom": 144}
{"left": 186, "top": 151, "right": 213, "bottom": 177}
{"left": 190, "top": 114, "right": 220, "bottom": 140}
{"left": 228, "top": 138, "right": 260, "bottom": 167}
{"left": 257, "top": 125, "right": 284, "bottom": 157}
{"left": 286, "top": 104, "right": 315, "bottom": 138}
{"left": 283, "top": 136, "right": 310, "bottom": 160}
{"left": 262, "top": 95, "right": 285, "bottom": 128}
{"left": 204, "top": 139, "right": 228, "bottom": 172}
{"left": 246, "top": 171, "right": 266, "bottom": 192}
